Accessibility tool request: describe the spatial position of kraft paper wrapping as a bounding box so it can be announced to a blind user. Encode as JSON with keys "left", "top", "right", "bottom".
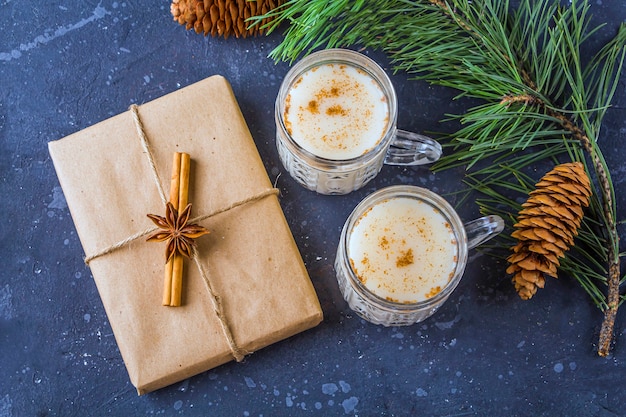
{"left": 48, "top": 75, "right": 323, "bottom": 395}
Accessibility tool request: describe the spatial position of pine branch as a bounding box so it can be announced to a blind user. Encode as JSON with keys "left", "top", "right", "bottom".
{"left": 430, "top": 1, "right": 625, "bottom": 356}
{"left": 259, "top": 0, "right": 626, "bottom": 355}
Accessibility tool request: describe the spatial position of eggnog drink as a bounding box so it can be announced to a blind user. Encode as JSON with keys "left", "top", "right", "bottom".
{"left": 283, "top": 63, "right": 390, "bottom": 160}
{"left": 347, "top": 196, "right": 458, "bottom": 304}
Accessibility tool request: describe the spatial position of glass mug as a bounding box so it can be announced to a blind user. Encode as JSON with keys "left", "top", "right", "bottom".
{"left": 275, "top": 49, "right": 442, "bottom": 195}
{"left": 334, "top": 185, "right": 504, "bottom": 326}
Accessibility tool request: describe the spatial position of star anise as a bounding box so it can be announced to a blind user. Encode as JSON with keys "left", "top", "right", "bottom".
{"left": 146, "top": 202, "right": 210, "bottom": 263}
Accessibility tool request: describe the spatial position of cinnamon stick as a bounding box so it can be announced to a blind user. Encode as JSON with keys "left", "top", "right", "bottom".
{"left": 170, "top": 153, "right": 190, "bottom": 306}
{"left": 162, "top": 152, "right": 190, "bottom": 307}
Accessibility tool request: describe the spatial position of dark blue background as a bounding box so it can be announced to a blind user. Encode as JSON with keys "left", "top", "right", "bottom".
{"left": 2, "top": 1, "right": 626, "bottom": 416}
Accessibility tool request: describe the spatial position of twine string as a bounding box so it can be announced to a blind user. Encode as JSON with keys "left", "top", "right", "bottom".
{"left": 129, "top": 104, "right": 168, "bottom": 205}
{"left": 192, "top": 251, "right": 247, "bottom": 362}
{"left": 83, "top": 188, "right": 279, "bottom": 265}
{"left": 83, "top": 103, "right": 279, "bottom": 362}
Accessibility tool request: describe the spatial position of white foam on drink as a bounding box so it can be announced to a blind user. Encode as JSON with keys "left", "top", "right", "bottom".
{"left": 283, "top": 63, "right": 389, "bottom": 160}
{"left": 347, "top": 197, "right": 458, "bottom": 304}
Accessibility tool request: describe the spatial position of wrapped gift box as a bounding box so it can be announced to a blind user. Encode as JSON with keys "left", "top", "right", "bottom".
{"left": 48, "top": 75, "right": 323, "bottom": 394}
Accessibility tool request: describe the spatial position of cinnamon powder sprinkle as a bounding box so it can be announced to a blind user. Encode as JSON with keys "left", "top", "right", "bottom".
{"left": 326, "top": 105, "right": 347, "bottom": 116}
{"left": 396, "top": 248, "right": 414, "bottom": 268}
{"left": 425, "top": 286, "right": 442, "bottom": 299}
{"left": 308, "top": 100, "right": 319, "bottom": 114}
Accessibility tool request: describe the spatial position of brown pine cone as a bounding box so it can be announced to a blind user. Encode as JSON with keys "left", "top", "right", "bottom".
{"left": 171, "top": 0, "right": 284, "bottom": 38}
{"left": 506, "top": 162, "right": 592, "bottom": 300}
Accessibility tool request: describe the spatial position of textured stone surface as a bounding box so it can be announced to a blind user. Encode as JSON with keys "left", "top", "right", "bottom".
{"left": 1, "top": 1, "right": 626, "bottom": 415}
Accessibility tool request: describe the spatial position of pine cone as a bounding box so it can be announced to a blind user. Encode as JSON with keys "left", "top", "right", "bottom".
{"left": 171, "top": 0, "right": 284, "bottom": 38}
{"left": 506, "top": 162, "right": 592, "bottom": 300}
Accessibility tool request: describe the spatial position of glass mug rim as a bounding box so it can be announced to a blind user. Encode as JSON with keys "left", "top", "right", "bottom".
{"left": 338, "top": 185, "right": 469, "bottom": 312}
{"left": 275, "top": 48, "right": 399, "bottom": 170}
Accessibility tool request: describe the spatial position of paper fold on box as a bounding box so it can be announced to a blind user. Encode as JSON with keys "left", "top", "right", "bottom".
{"left": 48, "top": 75, "right": 323, "bottom": 394}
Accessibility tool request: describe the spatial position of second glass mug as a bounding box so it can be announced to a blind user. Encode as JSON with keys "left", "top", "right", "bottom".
{"left": 334, "top": 185, "right": 505, "bottom": 326}
{"left": 275, "top": 49, "right": 443, "bottom": 195}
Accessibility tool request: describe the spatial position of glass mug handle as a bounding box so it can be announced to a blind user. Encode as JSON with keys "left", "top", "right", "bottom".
{"left": 464, "top": 215, "right": 505, "bottom": 250}
{"left": 384, "top": 129, "right": 443, "bottom": 166}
